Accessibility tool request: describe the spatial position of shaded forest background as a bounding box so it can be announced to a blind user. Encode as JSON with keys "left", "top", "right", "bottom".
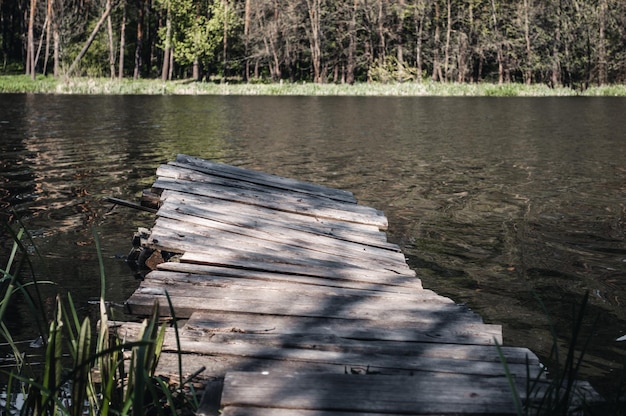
{"left": 4, "top": 0, "right": 626, "bottom": 87}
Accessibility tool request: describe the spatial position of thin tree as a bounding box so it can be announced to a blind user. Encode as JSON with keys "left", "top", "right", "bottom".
{"left": 134, "top": 0, "right": 146, "bottom": 79}
{"left": 345, "top": 0, "right": 359, "bottom": 84}
{"left": 222, "top": 0, "right": 228, "bottom": 81}
{"left": 43, "top": 0, "right": 53, "bottom": 76}
{"left": 66, "top": 0, "right": 114, "bottom": 76}
{"left": 490, "top": 0, "right": 503, "bottom": 84}
{"left": 107, "top": 8, "right": 116, "bottom": 78}
{"left": 243, "top": 0, "right": 250, "bottom": 81}
{"left": 522, "top": 0, "right": 532, "bottom": 84}
{"left": 118, "top": 0, "right": 127, "bottom": 78}
{"left": 396, "top": 0, "right": 405, "bottom": 81}
{"left": 161, "top": 0, "right": 172, "bottom": 81}
{"left": 26, "top": 0, "right": 37, "bottom": 79}
{"left": 305, "top": 0, "right": 323, "bottom": 83}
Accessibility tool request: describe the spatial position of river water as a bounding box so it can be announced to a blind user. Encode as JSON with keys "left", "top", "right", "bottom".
{"left": 1, "top": 94, "right": 625, "bottom": 397}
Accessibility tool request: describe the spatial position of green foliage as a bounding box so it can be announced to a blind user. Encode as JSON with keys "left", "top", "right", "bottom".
{"left": 1, "top": 225, "right": 199, "bottom": 415}
{"left": 368, "top": 56, "right": 423, "bottom": 83}
{"left": 5, "top": 75, "right": 626, "bottom": 97}
{"left": 156, "top": 0, "right": 242, "bottom": 77}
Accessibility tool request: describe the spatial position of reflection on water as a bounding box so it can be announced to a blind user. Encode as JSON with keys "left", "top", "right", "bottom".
{"left": 0, "top": 94, "right": 625, "bottom": 397}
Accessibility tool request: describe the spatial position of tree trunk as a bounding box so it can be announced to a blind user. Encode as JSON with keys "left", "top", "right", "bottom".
{"left": 243, "top": 0, "right": 250, "bottom": 81}
{"left": 377, "top": 0, "right": 385, "bottom": 60}
{"left": 414, "top": 0, "right": 425, "bottom": 82}
{"left": 118, "top": 0, "right": 126, "bottom": 78}
{"left": 34, "top": 10, "right": 48, "bottom": 75}
{"left": 43, "top": 0, "right": 52, "bottom": 76}
{"left": 53, "top": 15, "right": 60, "bottom": 77}
{"left": 67, "top": 0, "right": 113, "bottom": 76}
{"left": 432, "top": 2, "right": 442, "bottom": 82}
{"left": 134, "top": 0, "right": 145, "bottom": 79}
{"left": 597, "top": 0, "right": 608, "bottom": 85}
{"left": 161, "top": 0, "right": 171, "bottom": 81}
{"left": 444, "top": 0, "right": 451, "bottom": 82}
{"left": 396, "top": 0, "right": 405, "bottom": 81}
{"left": 523, "top": 0, "right": 532, "bottom": 84}
{"left": 490, "top": 0, "right": 504, "bottom": 84}
{"left": 346, "top": 0, "right": 358, "bottom": 84}
{"left": 193, "top": 56, "right": 200, "bottom": 81}
{"left": 27, "top": 0, "right": 36, "bottom": 78}
{"left": 107, "top": 12, "right": 115, "bottom": 78}
{"left": 222, "top": 0, "right": 228, "bottom": 81}
{"left": 305, "top": 0, "right": 322, "bottom": 83}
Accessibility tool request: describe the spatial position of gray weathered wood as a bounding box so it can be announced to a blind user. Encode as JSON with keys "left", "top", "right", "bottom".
{"left": 184, "top": 311, "right": 501, "bottom": 345}
{"left": 152, "top": 177, "right": 388, "bottom": 229}
{"left": 144, "top": 271, "right": 424, "bottom": 299}
{"left": 220, "top": 372, "right": 519, "bottom": 415}
{"left": 157, "top": 262, "right": 423, "bottom": 292}
{"left": 176, "top": 251, "right": 419, "bottom": 287}
{"left": 115, "top": 322, "right": 533, "bottom": 377}
{"left": 155, "top": 203, "right": 408, "bottom": 268}
{"left": 159, "top": 191, "right": 396, "bottom": 250}
{"left": 126, "top": 283, "right": 481, "bottom": 325}
{"left": 174, "top": 154, "right": 357, "bottom": 204}
{"left": 119, "top": 156, "right": 601, "bottom": 416}
{"left": 148, "top": 216, "right": 413, "bottom": 275}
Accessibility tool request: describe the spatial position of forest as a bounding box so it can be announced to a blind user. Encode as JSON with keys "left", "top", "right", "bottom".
{"left": 3, "top": 0, "right": 626, "bottom": 88}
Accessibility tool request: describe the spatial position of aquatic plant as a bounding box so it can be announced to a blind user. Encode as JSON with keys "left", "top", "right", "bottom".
{"left": 497, "top": 291, "right": 617, "bottom": 415}
{"left": 0, "top": 224, "right": 200, "bottom": 415}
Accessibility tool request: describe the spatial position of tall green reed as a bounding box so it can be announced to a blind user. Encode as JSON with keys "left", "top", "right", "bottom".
{"left": 1, "top": 224, "right": 199, "bottom": 415}
{"left": 497, "top": 291, "right": 606, "bottom": 415}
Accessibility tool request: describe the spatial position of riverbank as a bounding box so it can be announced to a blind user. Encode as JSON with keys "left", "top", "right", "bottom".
{"left": 2, "top": 74, "right": 626, "bottom": 96}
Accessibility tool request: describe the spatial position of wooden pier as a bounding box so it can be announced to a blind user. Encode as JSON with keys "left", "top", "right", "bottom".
{"left": 118, "top": 154, "right": 598, "bottom": 415}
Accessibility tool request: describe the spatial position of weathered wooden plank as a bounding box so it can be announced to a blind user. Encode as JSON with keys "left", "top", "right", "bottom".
{"left": 144, "top": 271, "right": 424, "bottom": 299}
{"left": 115, "top": 323, "right": 533, "bottom": 378}
{"left": 160, "top": 191, "right": 396, "bottom": 250}
{"left": 126, "top": 287, "right": 488, "bottom": 329}
{"left": 158, "top": 164, "right": 355, "bottom": 209}
{"left": 219, "top": 407, "right": 445, "bottom": 416}
{"left": 132, "top": 277, "right": 457, "bottom": 313}
{"left": 135, "top": 272, "right": 444, "bottom": 313}
{"left": 173, "top": 154, "right": 357, "bottom": 204}
{"left": 219, "top": 408, "right": 404, "bottom": 416}
{"left": 185, "top": 311, "right": 501, "bottom": 345}
{"left": 158, "top": 262, "right": 423, "bottom": 292}
{"left": 176, "top": 251, "right": 419, "bottom": 288}
{"left": 220, "top": 372, "right": 519, "bottom": 415}
{"left": 156, "top": 202, "right": 409, "bottom": 269}
{"left": 149, "top": 217, "right": 413, "bottom": 275}
{"left": 152, "top": 177, "right": 388, "bottom": 229}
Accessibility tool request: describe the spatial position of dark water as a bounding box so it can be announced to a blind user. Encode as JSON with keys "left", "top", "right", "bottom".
{"left": 1, "top": 94, "right": 625, "bottom": 397}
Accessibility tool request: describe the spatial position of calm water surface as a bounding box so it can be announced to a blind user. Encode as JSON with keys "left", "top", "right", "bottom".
{"left": 1, "top": 94, "right": 625, "bottom": 396}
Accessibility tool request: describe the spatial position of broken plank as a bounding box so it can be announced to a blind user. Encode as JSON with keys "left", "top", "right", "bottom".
{"left": 149, "top": 216, "right": 413, "bottom": 275}
{"left": 156, "top": 202, "right": 408, "bottom": 268}
{"left": 152, "top": 177, "right": 388, "bottom": 229}
{"left": 219, "top": 408, "right": 401, "bottom": 416}
{"left": 159, "top": 164, "right": 352, "bottom": 207}
{"left": 160, "top": 191, "right": 396, "bottom": 250}
{"left": 115, "top": 323, "right": 533, "bottom": 378}
{"left": 184, "top": 311, "right": 501, "bottom": 345}
{"left": 125, "top": 290, "right": 487, "bottom": 327}
{"left": 174, "top": 154, "right": 357, "bottom": 204}
{"left": 138, "top": 270, "right": 441, "bottom": 303}
{"left": 220, "top": 372, "right": 519, "bottom": 415}
{"left": 157, "top": 262, "right": 423, "bottom": 292}
{"left": 177, "top": 251, "right": 419, "bottom": 288}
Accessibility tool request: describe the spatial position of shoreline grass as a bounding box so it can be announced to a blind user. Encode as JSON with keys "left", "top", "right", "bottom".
{"left": 1, "top": 74, "right": 626, "bottom": 96}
